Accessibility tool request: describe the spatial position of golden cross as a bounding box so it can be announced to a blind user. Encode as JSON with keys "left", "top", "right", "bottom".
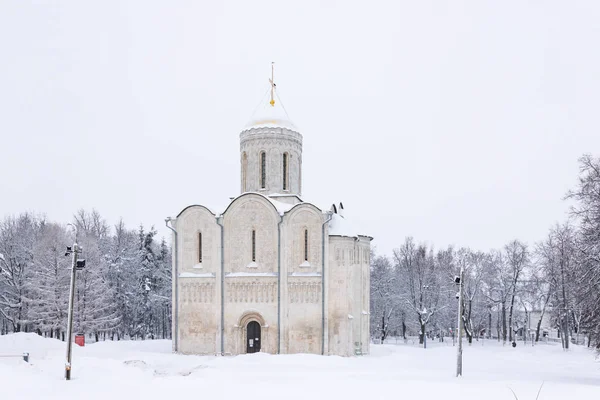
{"left": 269, "top": 62, "right": 275, "bottom": 106}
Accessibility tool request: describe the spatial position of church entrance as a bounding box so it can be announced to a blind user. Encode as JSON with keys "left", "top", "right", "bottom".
{"left": 246, "top": 321, "right": 261, "bottom": 353}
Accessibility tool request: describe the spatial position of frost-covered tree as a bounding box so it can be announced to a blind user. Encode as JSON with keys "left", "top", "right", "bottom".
{"left": 0, "top": 210, "right": 171, "bottom": 340}
{"left": 504, "top": 240, "right": 529, "bottom": 342}
{"left": 29, "top": 222, "right": 70, "bottom": 338}
{"left": 567, "top": 154, "right": 600, "bottom": 349}
{"left": 0, "top": 213, "right": 39, "bottom": 332}
{"left": 394, "top": 238, "right": 447, "bottom": 347}
{"left": 536, "top": 223, "right": 578, "bottom": 348}
{"left": 456, "top": 249, "right": 488, "bottom": 344}
{"left": 370, "top": 254, "right": 396, "bottom": 342}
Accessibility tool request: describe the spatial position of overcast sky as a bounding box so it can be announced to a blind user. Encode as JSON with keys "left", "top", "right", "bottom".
{"left": 1, "top": 1, "right": 599, "bottom": 257}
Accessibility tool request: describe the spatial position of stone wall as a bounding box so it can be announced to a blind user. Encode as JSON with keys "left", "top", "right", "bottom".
{"left": 222, "top": 194, "right": 280, "bottom": 354}
{"left": 223, "top": 194, "right": 279, "bottom": 274}
{"left": 240, "top": 127, "right": 303, "bottom": 196}
{"left": 223, "top": 276, "right": 278, "bottom": 354}
{"left": 173, "top": 196, "right": 371, "bottom": 357}
{"left": 327, "top": 236, "right": 354, "bottom": 356}
{"left": 174, "top": 206, "right": 220, "bottom": 354}
{"left": 281, "top": 204, "right": 324, "bottom": 354}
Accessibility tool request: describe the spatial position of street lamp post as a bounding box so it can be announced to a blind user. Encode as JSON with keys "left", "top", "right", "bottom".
{"left": 64, "top": 236, "right": 85, "bottom": 381}
{"left": 455, "top": 265, "right": 465, "bottom": 377}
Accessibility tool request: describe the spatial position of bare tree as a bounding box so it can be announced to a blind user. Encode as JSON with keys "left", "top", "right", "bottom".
{"left": 457, "top": 249, "right": 488, "bottom": 343}
{"left": 370, "top": 254, "right": 396, "bottom": 343}
{"left": 566, "top": 154, "right": 600, "bottom": 349}
{"left": 394, "top": 238, "right": 446, "bottom": 347}
{"left": 504, "top": 240, "right": 529, "bottom": 342}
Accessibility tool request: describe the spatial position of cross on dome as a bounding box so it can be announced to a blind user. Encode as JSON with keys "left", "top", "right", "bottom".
{"left": 269, "top": 62, "right": 276, "bottom": 107}
{"left": 244, "top": 63, "right": 296, "bottom": 131}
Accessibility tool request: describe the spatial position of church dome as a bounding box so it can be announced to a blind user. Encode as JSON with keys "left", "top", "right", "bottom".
{"left": 243, "top": 72, "right": 296, "bottom": 131}
{"left": 239, "top": 65, "right": 303, "bottom": 197}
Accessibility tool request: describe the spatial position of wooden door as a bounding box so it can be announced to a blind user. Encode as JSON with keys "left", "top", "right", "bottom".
{"left": 246, "top": 321, "right": 261, "bottom": 353}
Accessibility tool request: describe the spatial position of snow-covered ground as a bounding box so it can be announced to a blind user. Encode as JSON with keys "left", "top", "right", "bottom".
{"left": 1, "top": 333, "right": 598, "bottom": 399}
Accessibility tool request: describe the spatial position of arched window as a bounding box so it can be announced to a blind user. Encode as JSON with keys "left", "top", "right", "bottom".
{"left": 198, "top": 232, "right": 203, "bottom": 263}
{"left": 304, "top": 229, "right": 308, "bottom": 261}
{"left": 260, "top": 151, "right": 266, "bottom": 189}
{"left": 282, "top": 152, "right": 289, "bottom": 191}
{"left": 252, "top": 230, "right": 256, "bottom": 262}
{"left": 242, "top": 152, "right": 248, "bottom": 192}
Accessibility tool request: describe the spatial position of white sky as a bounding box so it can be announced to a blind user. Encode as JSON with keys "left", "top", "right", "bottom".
{"left": 1, "top": 1, "right": 599, "bottom": 257}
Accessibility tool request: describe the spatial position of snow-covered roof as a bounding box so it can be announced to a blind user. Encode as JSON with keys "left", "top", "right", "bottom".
{"left": 328, "top": 213, "right": 370, "bottom": 239}
{"left": 269, "top": 193, "right": 302, "bottom": 198}
{"left": 225, "top": 272, "right": 278, "bottom": 277}
{"left": 290, "top": 272, "right": 322, "bottom": 277}
{"left": 178, "top": 192, "right": 306, "bottom": 220}
{"left": 217, "top": 192, "right": 295, "bottom": 216}
{"left": 267, "top": 196, "right": 295, "bottom": 215}
{"left": 178, "top": 195, "right": 371, "bottom": 240}
{"left": 243, "top": 91, "right": 296, "bottom": 131}
{"left": 179, "top": 272, "right": 215, "bottom": 278}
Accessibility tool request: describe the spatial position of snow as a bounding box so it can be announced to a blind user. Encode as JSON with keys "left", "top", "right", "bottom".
{"left": 269, "top": 193, "right": 302, "bottom": 198}
{"left": 267, "top": 197, "right": 295, "bottom": 215}
{"left": 328, "top": 213, "right": 365, "bottom": 238}
{"left": 178, "top": 272, "right": 215, "bottom": 278}
{"left": 243, "top": 91, "right": 296, "bottom": 131}
{"left": 1, "top": 333, "right": 599, "bottom": 400}
{"left": 290, "top": 272, "right": 321, "bottom": 277}
{"left": 213, "top": 193, "right": 294, "bottom": 217}
{"left": 225, "top": 272, "right": 278, "bottom": 277}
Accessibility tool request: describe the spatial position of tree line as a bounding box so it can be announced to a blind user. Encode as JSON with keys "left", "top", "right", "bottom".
{"left": 0, "top": 210, "right": 171, "bottom": 341}
{"left": 370, "top": 154, "right": 600, "bottom": 350}
{"left": 2, "top": 156, "right": 598, "bottom": 349}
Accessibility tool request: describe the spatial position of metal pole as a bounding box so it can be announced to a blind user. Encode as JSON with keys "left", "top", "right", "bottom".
{"left": 165, "top": 218, "right": 178, "bottom": 352}
{"left": 456, "top": 265, "right": 464, "bottom": 377}
{"left": 524, "top": 311, "right": 527, "bottom": 345}
{"left": 65, "top": 243, "right": 79, "bottom": 380}
{"left": 565, "top": 307, "right": 570, "bottom": 350}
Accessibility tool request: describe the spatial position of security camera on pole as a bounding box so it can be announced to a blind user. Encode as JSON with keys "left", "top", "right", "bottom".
{"left": 455, "top": 265, "right": 465, "bottom": 377}
{"left": 64, "top": 230, "right": 85, "bottom": 381}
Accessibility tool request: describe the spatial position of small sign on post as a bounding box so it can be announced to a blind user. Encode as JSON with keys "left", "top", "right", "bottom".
{"left": 75, "top": 335, "right": 85, "bottom": 347}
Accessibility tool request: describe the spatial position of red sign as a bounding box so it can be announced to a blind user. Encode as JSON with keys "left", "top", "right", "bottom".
{"left": 75, "top": 335, "right": 85, "bottom": 347}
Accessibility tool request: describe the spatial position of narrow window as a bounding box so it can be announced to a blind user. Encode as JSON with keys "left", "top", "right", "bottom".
{"left": 304, "top": 229, "right": 308, "bottom": 261}
{"left": 283, "top": 153, "right": 288, "bottom": 191}
{"left": 242, "top": 152, "right": 248, "bottom": 192}
{"left": 198, "top": 232, "right": 203, "bottom": 263}
{"left": 299, "top": 157, "right": 302, "bottom": 194}
{"left": 260, "top": 152, "right": 266, "bottom": 189}
{"left": 252, "top": 230, "right": 256, "bottom": 262}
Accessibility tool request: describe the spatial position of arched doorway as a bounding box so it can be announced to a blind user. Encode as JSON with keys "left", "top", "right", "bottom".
{"left": 247, "top": 321, "right": 261, "bottom": 353}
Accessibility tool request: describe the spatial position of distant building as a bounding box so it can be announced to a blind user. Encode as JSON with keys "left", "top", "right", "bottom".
{"left": 167, "top": 69, "right": 372, "bottom": 356}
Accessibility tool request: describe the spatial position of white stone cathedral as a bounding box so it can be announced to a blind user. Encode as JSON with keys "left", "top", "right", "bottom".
{"left": 167, "top": 72, "right": 371, "bottom": 356}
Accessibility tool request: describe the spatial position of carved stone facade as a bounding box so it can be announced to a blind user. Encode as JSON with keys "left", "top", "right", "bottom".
{"left": 227, "top": 282, "right": 277, "bottom": 303}
{"left": 170, "top": 88, "right": 371, "bottom": 356}
{"left": 182, "top": 282, "right": 214, "bottom": 304}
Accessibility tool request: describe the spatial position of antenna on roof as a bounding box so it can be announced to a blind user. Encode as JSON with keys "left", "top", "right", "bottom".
{"left": 269, "top": 62, "right": 276, "bottom": 107}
